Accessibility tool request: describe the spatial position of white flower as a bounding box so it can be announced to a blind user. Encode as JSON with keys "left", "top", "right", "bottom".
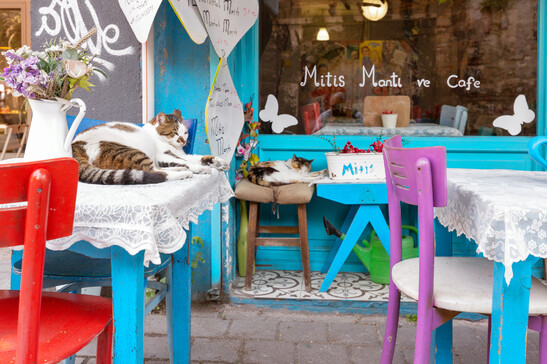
{"left": 44, "top": 45, "right": 63, "bottom": 53}
{"left": 15, "top": 45, "right": 32, "bottom": 57}
{"left": 63, "top": 60, "right": 91, "bottom": 78}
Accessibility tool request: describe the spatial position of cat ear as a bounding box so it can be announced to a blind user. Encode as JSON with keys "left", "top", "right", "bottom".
{"left": 292, "top": 154, "right": 297, "bottom": 161}
{"left": 308, "top": 159, "right": 314, "bottom": 164}
{"left": 173, "top": 109, "right": 183, "bottom": 119}
{"left": 150, "top": 112, "right": 167, "bottom": 125}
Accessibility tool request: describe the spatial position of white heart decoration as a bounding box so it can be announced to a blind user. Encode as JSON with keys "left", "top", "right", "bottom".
{"left": 117, "top": 0, "right": 163, "bottom": 43}
{"left": 205, "top": 58, "right": 244, "bottom": 161}
{"left": 168, "top": 0, "right": 208, "bottom": 44}
{"left": 195, "top": 0, "right": 259, "bottom": 58}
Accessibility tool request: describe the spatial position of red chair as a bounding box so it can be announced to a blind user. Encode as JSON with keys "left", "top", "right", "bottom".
{"left": 0, "top": 158, "right": 113, "bottom": 364}
{"left": 300, "top": 103, "right": 321, "bottom": 134}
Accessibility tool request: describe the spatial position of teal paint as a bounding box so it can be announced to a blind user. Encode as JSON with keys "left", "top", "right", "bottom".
{"left": 154, "top": 3, "right": 213, "bottom": 301}
{"left": 538, "top": 0, "right": 546, "bottom": 138}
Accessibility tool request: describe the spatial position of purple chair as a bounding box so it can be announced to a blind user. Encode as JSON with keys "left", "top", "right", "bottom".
{"left": 380, "top": 135, "right": 547, "bottom": 363}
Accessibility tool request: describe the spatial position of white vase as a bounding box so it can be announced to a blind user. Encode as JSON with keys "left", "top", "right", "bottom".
{"left": 25, "top": 98, "right": 86, "bottom": 161}
{"left": 381, "top": 114, "right": 398, "bottom": 128}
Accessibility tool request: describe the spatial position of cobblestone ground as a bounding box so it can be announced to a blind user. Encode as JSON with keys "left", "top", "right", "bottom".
{"left": 74, "top": 302, "right": 541, "bottom": 364}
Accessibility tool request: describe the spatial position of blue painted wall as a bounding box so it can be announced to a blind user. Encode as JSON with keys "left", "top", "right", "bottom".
{"left": 154, "top": 3, "right": 213, "bottom": 301}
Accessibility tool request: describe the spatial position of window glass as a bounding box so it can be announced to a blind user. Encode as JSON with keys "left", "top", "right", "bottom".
{"left": 0, "top": 9, "right": 25, "bottom": 125}
{"left": 259, "top": 0, "right": 538, "bottom": 136}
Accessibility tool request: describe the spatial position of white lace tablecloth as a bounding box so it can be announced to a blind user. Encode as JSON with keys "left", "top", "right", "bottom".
{"left": 434, "top": 169, "right": 547, "bottom": 283}
{"left": 48, "top": 169, "right": 234, "bottom": 266}
{"left": 314, "top": 123, "right": 463, "bottom": 137}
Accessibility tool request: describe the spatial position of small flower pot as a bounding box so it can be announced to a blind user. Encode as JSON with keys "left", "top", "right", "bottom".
{"left": 381, "top": 114, "right": 398, "bottom": 128}
{"left": 325, "top": 152, "right": 385, "bottom": 180}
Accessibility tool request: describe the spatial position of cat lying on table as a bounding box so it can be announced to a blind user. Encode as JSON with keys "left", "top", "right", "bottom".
{"left": 72, "top": 109, "right": 229, "bottom": 184}
{"left": 248, "top": 155, "right": 327, "bottom": 187}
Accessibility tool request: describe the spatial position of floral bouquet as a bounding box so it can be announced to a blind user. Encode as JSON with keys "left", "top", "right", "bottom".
{"left": 0, "top": 28, "right": 104, "bottom": 101}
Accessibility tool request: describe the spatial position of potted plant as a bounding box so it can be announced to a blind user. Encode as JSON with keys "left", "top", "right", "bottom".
{"left": 0, "top": 28, "right": 105, "bottom": 161}
{"left": 381, "top": 110, "right": 398, "bottom": 128}
{"left": 324, "top": 137, "right": 386, "bottom": 180}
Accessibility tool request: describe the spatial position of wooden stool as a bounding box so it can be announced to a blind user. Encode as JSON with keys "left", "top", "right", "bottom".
{"left": 235, "top": 179, "right": 313, "bottom": 292}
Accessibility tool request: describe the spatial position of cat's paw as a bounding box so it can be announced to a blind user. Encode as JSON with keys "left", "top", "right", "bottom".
{"left": 201, "top": 156, "right": 230, "bottom": 171}
{"left": 311, "top": 169, "right": 328, "bottom": 177}
{"left": 189, "top": 164, "right": 212, "bottom": 174}
{"left": 166, "top": 170, "right": 194, "bottom": 181}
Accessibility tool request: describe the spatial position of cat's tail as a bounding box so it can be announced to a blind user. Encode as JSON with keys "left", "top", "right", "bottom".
{"left": 72, "top": 142, "right": 167, "bottom": 184}
{"left": 78, "top": 161, "right": 167, "bottom": 184}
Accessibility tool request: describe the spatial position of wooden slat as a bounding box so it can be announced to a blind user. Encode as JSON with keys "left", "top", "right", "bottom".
{"left": 255, "top": 238, "right": 301, "bottom": 247}
{"left": 257, "top": 225, "right": 299, "bottom": 234}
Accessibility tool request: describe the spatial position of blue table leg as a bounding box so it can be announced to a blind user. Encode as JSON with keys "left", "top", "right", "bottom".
{"left": 367, "top": 205, "right": 390, "bottom": 255}
{"left": 489, "top": 259, "right": 532, "bottom": 364}
{"left": 10, "top": 249, "right": 22, "bottom": 290}
{"left": 167, "top": 241, "right": 191, "bottom": 363}
{"left": 320, "top": 205, "right": 359, "bottom": 273}
{"left": 433, "top": 219, "right": 453, "bottom": 364}
{"left": 320, "top": 205, "right": 373, "bottom": 292}
{"left": 111, "top": 247, "right": 145, "bottom": 363}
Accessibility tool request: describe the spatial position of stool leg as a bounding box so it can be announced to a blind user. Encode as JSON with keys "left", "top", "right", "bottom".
{"left": 245, "top": 202, "right": 259, "bottom": 290}
{"left": 298, "top": 204, "right": 312, "bottom": 292}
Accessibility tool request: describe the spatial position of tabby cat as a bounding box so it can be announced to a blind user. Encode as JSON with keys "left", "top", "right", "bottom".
{"left": 248, "top": 155, "right": 326, "bottom": 187}
{"left": 72, "top": 110, "right": 229, "bottom": 184}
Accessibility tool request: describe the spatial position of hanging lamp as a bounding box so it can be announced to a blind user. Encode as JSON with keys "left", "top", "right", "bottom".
{"left": 361, "top": 0, "right": 388, "bottom": 21}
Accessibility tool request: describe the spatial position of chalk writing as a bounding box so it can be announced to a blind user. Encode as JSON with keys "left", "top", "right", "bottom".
{"left": 196, "top": 0, "right": 258, "bottom": 58}
{"left": 35, "top": 0, "right": 135, "bottom": 76}
{"left": 117, "top": 0, "right": 162, "bottom": 43}
{"left": 205, "top": 59, "right": 244, "bottom": 161}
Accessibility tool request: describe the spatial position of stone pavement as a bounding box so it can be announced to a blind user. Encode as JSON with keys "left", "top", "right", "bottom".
{"left": 74, "top": 302, "right": 541, "bottom": 364}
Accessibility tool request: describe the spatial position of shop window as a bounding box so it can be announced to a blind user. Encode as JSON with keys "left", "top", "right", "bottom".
{"left": 259, "top": 0, "right": 538, "bottom": 136}
{"left": 0, "top": 1, "right": 29, "bottom": 126}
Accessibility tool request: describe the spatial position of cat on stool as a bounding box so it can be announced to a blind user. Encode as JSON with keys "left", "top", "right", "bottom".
{"left": 248, "top": 155, "right": 326, "bottom": 187}
{"left": 72, "top": 109, "right": 229, "bottom": 184}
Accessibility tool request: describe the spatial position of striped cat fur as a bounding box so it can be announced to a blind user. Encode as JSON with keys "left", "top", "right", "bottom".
{"left": 72, "top": 110, "right": 229, "bottom": 184}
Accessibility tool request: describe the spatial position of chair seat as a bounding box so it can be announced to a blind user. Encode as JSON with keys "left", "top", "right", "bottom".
{"left": 235, "top": 178, "right": 314, "bottom": 204}
{"left": 12, "top": 250, "right": 171, "bottom": 279}
{"left": 0, "top": 290, "right": 112, "bottom": 363}
{"left": 392, "top": 257, "right": 547, "bottom": 315}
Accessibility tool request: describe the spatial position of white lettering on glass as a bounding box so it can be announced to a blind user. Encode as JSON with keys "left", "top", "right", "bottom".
{"left": 447, "top": 75, "right": 480, "bottom": 90}
{"left": 358, "top": 65, "right": 402, "bottom": 88}
{"left": 300, "top": 65, "right": 345, "bottom": 88}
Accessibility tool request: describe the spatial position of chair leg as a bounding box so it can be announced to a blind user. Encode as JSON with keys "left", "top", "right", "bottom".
{"left": 245, "top": 202, "right": 259, "bottom": 291}
{"left": 487, "top": 316, "right": 491, "bottom": 364}
{"left": 297, "top": 204, "right": 311, "bottom": 292}
{"left": 414, "top": 300, "right": 434, "bottom": 363}
{"left": 381, "top": 281, "right": 401, "bottom": 364}
{"left": 96, "top": 320, "right": 113, "bottom": 364}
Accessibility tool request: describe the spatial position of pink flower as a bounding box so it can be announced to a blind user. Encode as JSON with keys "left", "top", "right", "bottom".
{"left": 63, "top": 60, "right": 91, "bottom": 78}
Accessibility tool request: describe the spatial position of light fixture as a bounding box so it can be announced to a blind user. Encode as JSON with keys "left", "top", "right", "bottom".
{"left": 361, "top": 0, "right": 388, "bottom": 21}
{"left": 316, "top": 27, "right": 330, "bottom": 41}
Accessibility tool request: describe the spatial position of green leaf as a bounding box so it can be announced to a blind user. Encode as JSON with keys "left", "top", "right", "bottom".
{"left": 61, "top": 48, "right": 79, "bottom": 60}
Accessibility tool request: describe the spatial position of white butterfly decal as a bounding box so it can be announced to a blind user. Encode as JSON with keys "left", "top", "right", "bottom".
{"left": 492, "top": 94, "right": 535, "bottom": 136}
{"left": 259, "top": 94, "right": 298, "bottom": 134}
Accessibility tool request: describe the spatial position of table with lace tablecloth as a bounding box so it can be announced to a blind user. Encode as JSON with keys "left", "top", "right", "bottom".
{"left": 314, "top": 122, "right": 463, "bottom": 136}
{"left": 434, "top": 168, "right": 547, "bottom": 363}
{"left": 47, "top": 169, "right": 234, "bottom": 363}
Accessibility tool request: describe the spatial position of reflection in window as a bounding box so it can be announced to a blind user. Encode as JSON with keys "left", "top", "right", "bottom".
{"left": 259, "top": 0, "right": 538, "bottom": 136}
{"left": 0, "top": 9, "right": 25, "bottom": 126}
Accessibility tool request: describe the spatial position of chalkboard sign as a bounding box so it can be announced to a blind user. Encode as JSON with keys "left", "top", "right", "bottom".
{"left": 31, "top": 0, "right": 142, "bottom": 122}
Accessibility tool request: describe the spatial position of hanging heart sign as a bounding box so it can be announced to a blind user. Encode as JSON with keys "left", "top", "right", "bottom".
{"left": 205, "top": 58, "right": 244, "bottom": 161}
{"left": 168, "top": 0, "right": 208, "bottom": 44}
{"left": 196, "top": 0, "right": 259, "bottom": 58}
{"left": 117, "top": 0, "right": 163, "bottom": 43}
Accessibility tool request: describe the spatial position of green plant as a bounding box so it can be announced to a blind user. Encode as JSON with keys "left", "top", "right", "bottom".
{"left": 191, "top": 236, "right": 206, "bottom": 284}
{"left": 406, "top": 313, "right": 418, "bottom": 323}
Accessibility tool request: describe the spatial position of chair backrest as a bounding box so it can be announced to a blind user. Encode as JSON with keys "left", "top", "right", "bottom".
{"left": 528, "top": 136, "right": 547, "bottom": 169}
{"left": 0, "top": 158, "right": 79, "bottom": 359}
{"left": 439, "top": 105, "right": 457, "bottom": 127}
{"left": 382, "top": 135, "right": 447, "bottom": 208}
{"left": 67, "top": 116, "right": 198, "bottom": 154}
{"left": 454, "top": 105, "right": 468, "bottom": 134}
{"left": 0, "top": 124, "right": 28, "bottom": 160}
{"left": 301, "top": 103, "right": 321, "bottom": 134}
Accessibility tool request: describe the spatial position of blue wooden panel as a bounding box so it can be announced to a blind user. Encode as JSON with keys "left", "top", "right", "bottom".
{"left": 154, "top": 2, "right": 213, "bottom": 300}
